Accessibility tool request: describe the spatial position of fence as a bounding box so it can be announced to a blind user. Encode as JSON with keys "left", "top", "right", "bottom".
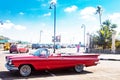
{"left": 89, "top": 48, "right": 120, "bottom": 54}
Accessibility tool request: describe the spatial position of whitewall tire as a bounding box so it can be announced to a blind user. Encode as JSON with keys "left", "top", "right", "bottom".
{"left": 74, "top": 64, "right": 84, "bottom": 73}
{"left": 19, "top": 65, "right": 32, "bottom": 77}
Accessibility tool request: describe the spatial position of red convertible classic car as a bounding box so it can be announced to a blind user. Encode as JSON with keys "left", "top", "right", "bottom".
{"left": 5, "top": 48, "right": 99, "bottom": 77}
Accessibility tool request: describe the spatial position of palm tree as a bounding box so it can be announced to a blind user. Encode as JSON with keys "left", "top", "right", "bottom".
{"left": 103, "top": 19, "right": 117, "bottom": 31}
{"left": 96, "top": 5, "right": 102, "bottom": 27}
{"left": 97, "top": 20, "right": 117, "bottom": 49}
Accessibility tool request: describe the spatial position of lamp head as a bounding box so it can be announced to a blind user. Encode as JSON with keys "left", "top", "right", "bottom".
{"left": 49, "top": 6, "right": 52, "bottom": 9}
{"left": 0, "top": 21, "right": 3, "bottom": 25}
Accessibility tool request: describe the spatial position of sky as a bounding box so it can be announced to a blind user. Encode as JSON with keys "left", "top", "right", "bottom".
{"left": 0, "top": 0, "right": 120, "bottom": 44}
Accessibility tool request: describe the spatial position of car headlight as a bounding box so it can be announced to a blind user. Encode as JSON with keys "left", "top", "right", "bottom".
{"left": 8, "top": 60, "right": 12, "bottom": 65}
{"left": 6, "top": 56, "right": 8, "bottom": 62}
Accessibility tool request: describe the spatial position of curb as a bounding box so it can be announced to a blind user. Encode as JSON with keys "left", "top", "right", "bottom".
{"left": 100, "top": 58, "right": 120, "bottom": 61}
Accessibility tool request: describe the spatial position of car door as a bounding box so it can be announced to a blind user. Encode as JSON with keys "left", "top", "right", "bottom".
{"left": 47, "top": 56, "right": 65, "bottom": 70}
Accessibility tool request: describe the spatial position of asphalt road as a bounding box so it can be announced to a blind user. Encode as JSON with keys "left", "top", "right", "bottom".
{"left": 0, "top": 50, "right": 120, "bottom": 80}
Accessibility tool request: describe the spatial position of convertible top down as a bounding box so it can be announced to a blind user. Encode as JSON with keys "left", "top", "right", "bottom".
{"left": 5, "top": 48, "right": 99, "bottom": 77}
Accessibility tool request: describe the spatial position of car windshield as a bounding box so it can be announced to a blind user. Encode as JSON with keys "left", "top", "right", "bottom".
{"left": 17, "top": 45, "right": 25, "bottom": 48}
{"left": 11, "top": 45, "right": 16, "bottom": 48}
{"left": 33, "top": 48, "right": 49, "bottom": 57}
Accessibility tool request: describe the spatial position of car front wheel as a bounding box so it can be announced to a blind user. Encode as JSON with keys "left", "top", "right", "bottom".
{"left": 26, "top": 49, "right": 29, "bottom": 53}
{"left": 74, "top": 64, "right": 84, "bottom": 73}
{"left": 19, "top": 65, "right": 32, "bottom": 77}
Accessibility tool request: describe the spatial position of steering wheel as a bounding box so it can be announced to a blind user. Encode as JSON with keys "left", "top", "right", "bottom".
{"left": 41, "top": 48, "right": 50, "bottom": 57}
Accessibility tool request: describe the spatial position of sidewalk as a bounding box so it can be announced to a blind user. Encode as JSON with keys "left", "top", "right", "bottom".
{"left": 55, "top": 48, "right": 120, "bottom": 61}
{"left": 99, "top": 54, "right": 120, "bottom": 61}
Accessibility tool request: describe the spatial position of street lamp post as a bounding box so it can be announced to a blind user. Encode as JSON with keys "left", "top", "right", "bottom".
{"left": 81, "top": 24, "right": 86, "bottom": 50}
{"left": 49, "top": 2, "right": 56, "bottom": 53}
{"left": 39, "top": 30, "right": 43, "bottom": 43}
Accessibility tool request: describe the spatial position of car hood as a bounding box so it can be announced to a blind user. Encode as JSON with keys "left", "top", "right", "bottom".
{"left": 6, "top": 54, "right": 38, "bottom": 60}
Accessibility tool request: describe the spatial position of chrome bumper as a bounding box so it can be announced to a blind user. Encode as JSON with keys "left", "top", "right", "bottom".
{"left": 5, "top": 63, "right": 18, "bottom": 71}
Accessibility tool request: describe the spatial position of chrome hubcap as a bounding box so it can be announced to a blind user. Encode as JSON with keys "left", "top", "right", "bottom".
{"left": 20, "top": 65, "right": 31, "bottom": 77}
{"left": 75, "top": 65, "right": 84, "bottom": 72}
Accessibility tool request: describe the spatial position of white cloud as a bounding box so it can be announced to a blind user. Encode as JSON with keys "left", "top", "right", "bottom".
{"left": 0, "top": 20, "right": 26, "bottom": 30}
{"left": 19, "top": 12, "right": 24, "bottom": 15}
{"left": 0, "top": 20, "right": 14, "bottom": 29}
{"left": 109, "top": 13, "right": 120, "bottom": 21}
{"left": 64, "top": 5, "right": 78, "bottom": 13}
{"left": 108, "top": 13, "right": 120, "bottom": 35}
{"left": 6, "top": 20, "right": 11, "bottom": 23}
{"left": 41, "top": 4, "right": 47, "bottom": 7}
{"left": 14, "top": 25, "right": 26, "bottom": 30}
{"left": 108, "top": 13, "right": 120, "bottom": 27}
{"left": 41, "top": 23, "right": 46, "bottom": 27}
{"left": 50, "top": 0, "right": 57, "bottom": 4}
{"left": 43, "top": 12, "right": 51, "bottom": 17}
{"left": 80, "top": 7, "right": 96, "bottom": 15}
{"left": 80, "top": 7, "right": 96, "bottom": 21}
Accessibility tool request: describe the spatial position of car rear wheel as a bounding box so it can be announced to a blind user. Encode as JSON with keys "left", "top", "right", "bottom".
{"left": 19, "top": 65, "right": 32, "bottom": 77}
{"left": 10, "top": 51, "right": 12, "bottom": 53}
{"left": 74, "top": 64, "right": 84, "bottom": 73}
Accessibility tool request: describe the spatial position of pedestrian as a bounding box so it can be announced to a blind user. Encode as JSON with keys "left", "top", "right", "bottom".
{"left": 77, "top": 44, "right": 80, "bottom": 53}
{"left": 86, "top": 44, "right": 89, "bottom": 53}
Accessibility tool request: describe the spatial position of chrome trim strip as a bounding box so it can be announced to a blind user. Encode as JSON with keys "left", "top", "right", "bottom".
{"left": 5, "top": 63, "right": 18, "bottom": 71}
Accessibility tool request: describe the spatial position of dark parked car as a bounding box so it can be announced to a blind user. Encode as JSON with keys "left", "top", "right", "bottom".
{"left": 9, "top": 45, "right": 18, "bottom": 53}
{"left": 32, "top": 44, "right": 41, "bottom": 49}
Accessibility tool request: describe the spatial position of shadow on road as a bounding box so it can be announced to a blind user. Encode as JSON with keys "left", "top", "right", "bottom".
{"left": 0, "top": 70, "right": 93, "bottom": 80}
